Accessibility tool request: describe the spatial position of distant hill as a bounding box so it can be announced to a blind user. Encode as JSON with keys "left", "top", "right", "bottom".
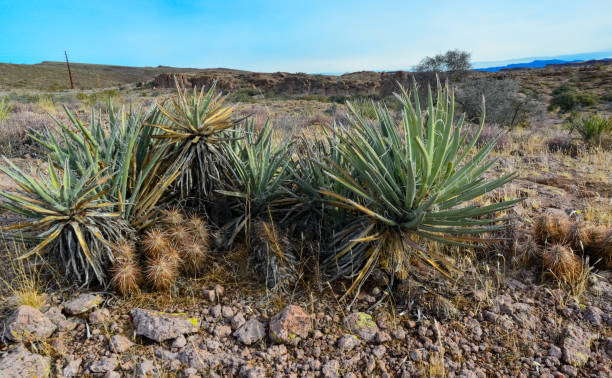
{"left": 475, "top": 59, "right": 585, "bottom": 72}
{"left": 0, "top": 61, "right": 249, "bottom": 91}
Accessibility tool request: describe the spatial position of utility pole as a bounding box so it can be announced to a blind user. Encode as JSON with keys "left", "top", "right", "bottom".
{"left": 65, "top": 51, "right": 74, "bottom": 89}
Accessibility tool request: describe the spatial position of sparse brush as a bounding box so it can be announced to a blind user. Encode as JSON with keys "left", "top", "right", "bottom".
{"left": 542, "top": 244, "right": 583, "bottom": 285}
{"left": 141, "top": 228, "right": 170, "bottom": 259}
{"left": 546, "top": 136, "right": 579, "bottom": 157}
{"left": 566, "top": 112, "right": 612, "bottom": 146}
{"left": 464, "top": 123, "right": 508, "bottom": 150}
{"left": 0, "top": 96, "right": 12, "bottom": 122}
{"left": 250, "top": 220, "right": 298, "bottom": 292}
{"left": 145, "top": 252, "right": 179, "bottom": 291}
{"left": 533, "top": 211, "right": 572, "bottom": 245}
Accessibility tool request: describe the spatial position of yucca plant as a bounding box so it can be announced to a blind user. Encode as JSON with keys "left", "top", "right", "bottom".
{"left": 149, "top": 80, "right": 236, "bottom": 200}
{"left": 0, "top": 159, "right": 128, "bottom": 286}
{"left": 220, "top": 120, "right": 294, "bottom": 243}
{"left": 30, "top": 103, "right": 180, "bottom": 229}
{"left": 315, "top": 80, "right": 520, "bottom": 297}
{"left": 219, "top": 120, "right": 298, "bottom": 290}
{"left": 566, "top": 112, "right": 612, "bottom": 146}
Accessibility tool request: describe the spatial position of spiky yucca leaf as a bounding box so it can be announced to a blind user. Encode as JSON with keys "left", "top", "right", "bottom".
{"left": 316, "top": 80, "right": 519, "bottom": 297}
{"left": 218, "top": 120, "right": 294, "bottom": 246}
{"left": 0, "top": 158, "right": 129, "bottom": 286}
{"left": 29, "top": 103, "right": 181, "bottom": 229}
{"left": 149, "top": 80, "right": 236, "bottom": 199}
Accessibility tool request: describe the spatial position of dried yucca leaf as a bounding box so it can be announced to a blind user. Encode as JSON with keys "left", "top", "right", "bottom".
{"left": 250, "top": 220, "right": 298, "bottom": 292}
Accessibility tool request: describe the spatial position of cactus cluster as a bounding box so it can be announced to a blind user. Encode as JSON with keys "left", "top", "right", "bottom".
{"left": 534, "top": 210, "right": 612, "bottom": 284}
{"left": 109, "top": 209, "right": 210, "bottom": 294}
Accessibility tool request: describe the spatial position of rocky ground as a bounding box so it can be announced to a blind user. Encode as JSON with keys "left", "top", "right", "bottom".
{"left": 0, "top": 261, "right": 610, "bottom": 378}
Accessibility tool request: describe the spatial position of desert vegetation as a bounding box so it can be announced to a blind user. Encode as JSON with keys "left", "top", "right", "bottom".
{"left": 0, "top": 65, "right": 610, "bottom": 377}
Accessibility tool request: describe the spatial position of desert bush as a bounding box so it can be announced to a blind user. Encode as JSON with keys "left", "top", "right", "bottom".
{"left": 566, "top": 112, "right": 612, "bottom": 146}
{"left": 149, "top": 81, "right": 236, "bottom": 200}
{"left": 220, "top": 120, "right": 297, "bottom": 291}
{"left": 76, "top": 89, "right": 120, "bottom": 108}
{"left": 30, "top": 103, "right": 179, "bottom": 230}
{"left": 0, "top": 159, "right": 130, "bottom": 286}
{"left": 463, "top": 123, "right": 507, "bottom": 150}
{"left": 414, "top": 49, "right": 471, "bottom": 73}
{"left": 456, "top": 77, "right": 537, "bottom": 126}
{"left": 0, "top": 97, "right": 13, "bottom": 121}
{"left": 546, "top": 136, "right": 579, "bottom": 157}
{"left": 0, "top": 111, "right": 50, "bottom": 156}
{"left": 307, "top": 80, "right": 518, "bottom": 296}
{"left": 548, "top": 84, "right": 598, "bottom": 112}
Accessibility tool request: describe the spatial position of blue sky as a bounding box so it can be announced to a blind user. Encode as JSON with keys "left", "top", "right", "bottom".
{"left": 1, "top": 0, "right": 611, "bottom": 73}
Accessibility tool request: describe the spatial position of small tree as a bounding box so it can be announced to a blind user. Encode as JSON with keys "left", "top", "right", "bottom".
{"left": 414, "top": 50, "right": 471, "bottom": 73}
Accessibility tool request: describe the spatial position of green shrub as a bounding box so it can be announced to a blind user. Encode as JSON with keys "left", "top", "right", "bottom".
{"left": 548, "top": 85, "right": 598, "bottom": 112}
{"left": 566, "top": 113, "right": 612, "bottom": 146}
{"left": 0, "top": 159, "right": 129, "bottom": 286}
{"left": 219, "top": 120, "right": 296, "bottom": 291}
{"left": 76, "top": 89, "right": 120, "bottom": 108}
{"left": 149, "top": 81, "right": 235, "bottom": 199}
{"left": 309, "top": 80, "right": 518, "bottom": 297}
{"left": 0, "top": 97, "right": 13, "bottom": 121}
{"left": 1, "top": 102, "right": 180, "bottom": 286}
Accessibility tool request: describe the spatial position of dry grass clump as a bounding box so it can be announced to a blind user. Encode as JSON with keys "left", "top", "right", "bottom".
{"left": 546, "top": 136, "right": 579, "bottom": 157}
{"left": 250, "top": 220, "right": 298, "bottom": 292}
{"left": 542, "top": 244, "right": 583, "bottom": 285}
{"left": 0, "top": 240, "right": 47, "bottom": 310}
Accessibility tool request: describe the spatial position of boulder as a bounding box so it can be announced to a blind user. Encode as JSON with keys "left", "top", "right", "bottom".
{"left": 0, "top": 344, "right": 50, "bottom": 378}
{"left": 64, "top": 293, "right": 103, "bottom": 315}
{"left": 269, "top": 305, "right": 312, "bottom": 345}
{"left": 234, "top": 319, "right": 266, "bottom": 345}
{"left": 344, "top": 312, "right": 379, "bottom": 342}
{"left": 130, "top": 308, "right": 199, "bottom": 342}
{"left": 6, "top": 305, "right": 56, "bottom": 341}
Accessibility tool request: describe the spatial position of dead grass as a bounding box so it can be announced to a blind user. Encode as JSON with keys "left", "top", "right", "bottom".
{"left": 0, "top": 239, "right": 47, "bottom": 311}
